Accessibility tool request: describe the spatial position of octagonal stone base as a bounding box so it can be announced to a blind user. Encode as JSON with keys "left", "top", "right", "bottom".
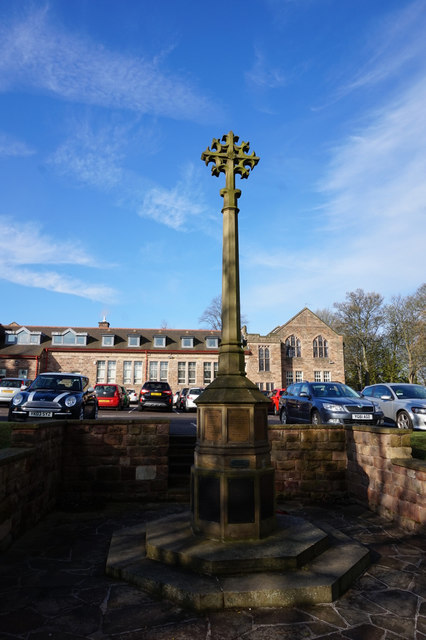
{"left": 106, "top": 511, "right": 370, "bottom": 610}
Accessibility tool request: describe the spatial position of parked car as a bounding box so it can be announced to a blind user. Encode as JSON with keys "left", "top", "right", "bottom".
{"left": 8, "top": 372, "right": 98, "bottom": 421}
{"left": 362, "top": 383, "right": 426, "bottom": 430}
{"left": 184, "top": 387, "right": 204, "bottom": 411}
{"left": 94, "top": 383, "right": 127, "bottom": 410}
{"left": 0, "top": 377, "right": 32, "bottom": 403}
{"left": 260, "top": 390, "right": 274, "bottom": 413}
{"left": 127, "top": 389, "right": 138, "bottom": 404}
{"left": 139, "top": 381, "right": 173, "bottom": 411}
{"left": 270, "top": 388, "right": 286, "bottom": 415}
{"left": 175, "top": 387, "right": 189, "bottom": 411}
{"left": 279, "top": 381, "right": 384, "bottom": 426}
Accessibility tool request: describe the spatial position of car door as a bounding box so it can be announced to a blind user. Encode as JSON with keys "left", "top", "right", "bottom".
{"left": 286, "top": 383, "right": 301, "bottom": 422}
{"left": 297, "top": 383, "right": 312, "bottom": 423}
{"left": 370, "top": 385, "right": 394, "bottom": 423}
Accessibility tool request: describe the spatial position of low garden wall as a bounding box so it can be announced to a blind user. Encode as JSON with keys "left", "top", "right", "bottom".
{"left": 1, "top": 420, "right": 425, "bottom": 549}
{"left": 269, "top": 424, "right": 426, "bottom": 532}
{"left": 0, "top": 418, "right": 170, "bottom": 549}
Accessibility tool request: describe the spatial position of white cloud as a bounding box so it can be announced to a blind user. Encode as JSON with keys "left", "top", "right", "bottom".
{"left": 139, "top": 164, "right": 208, "bottom": 230}
{"left": 245, "top": 48, "right": 286, "bottom": 90}
{"left": 0, "top": 6, "right": 216, "bottom": 122}
{"left": 0, "top": 131, "right": 34, "bottom": 157}
{"left": 0, "top": 216, "right": 117, "bottom": 302}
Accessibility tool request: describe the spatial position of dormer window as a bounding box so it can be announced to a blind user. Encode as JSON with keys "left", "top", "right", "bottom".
{"left": 102, "top": 335, "right": 115, "bottom": 347}
{"left": 128, "top": 335, "right": 140, "bottom": 347}
{"left": 181, "top": 337, "right": 194, "bottom": 348}
{"left": 52, "top": 329, "right": 87, "bottom": 346}
{"left": 153, "top": 335, "right": 166, "bottom": 348}
{"left": 6, "top": 328, "right": 42, "bottom": 345}
{"left": 206, "top": 336, "right": 219, "bottom": 349}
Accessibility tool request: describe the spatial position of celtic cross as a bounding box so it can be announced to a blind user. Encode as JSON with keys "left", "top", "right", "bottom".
{"left": 201, "top": 131, "right": 259, "bottom": 209}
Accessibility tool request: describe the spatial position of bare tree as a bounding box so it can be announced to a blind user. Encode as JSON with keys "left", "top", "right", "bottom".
{"left": 199, "top": 295, "right": 248, "bottom": 331}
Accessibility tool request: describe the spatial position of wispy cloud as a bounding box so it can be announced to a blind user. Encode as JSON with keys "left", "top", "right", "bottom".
{"left": 0, "top": 216, "right": 117, "bottom": 302}
{"left": 245, "top": 48, "right": 286, "bottom": 90}
{"left": 139, "top": 164, "right": 210, "bottom": 230}
{"left": 0, "top": 131, "right": 34, "bottom": 157}
{"left": 0, "top": 6, "right": 217, "bottom": 123}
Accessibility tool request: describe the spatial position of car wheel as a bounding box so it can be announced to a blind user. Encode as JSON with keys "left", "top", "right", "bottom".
{"left": 138, "top": 404, "right": 144, "bottom": 411}
{"left": 279, "top": 408, "right": 287, "bottom": 424}
{"left": 396, "top": 410, "right": 412, "bottom": 429}
{"left": 78, "top": 406, "right": 84, "bottom": 420}
{"left": 311, "top": 410, "right": 321, "bottom": 425}
{"left": 92, "top": 403, "right": 98, "bottom": 419}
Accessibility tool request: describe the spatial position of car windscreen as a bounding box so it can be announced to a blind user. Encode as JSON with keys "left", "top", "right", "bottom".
{"left": 391, "top": 385, "right": 426, "bottom": 400}
{"left": 31, "top": 376, "right": 82, "bottom": 391}
{"left": 312, "top": 383, "right": 361, "bottom": 398}
{"left": 0, "top": 380, "right": 22, "bottom": 388}
{"left": 144, "top": 382, "right": 169, "bottom": 390}
{"left": 95, "top": 385, "right": 117, "bottom": 397}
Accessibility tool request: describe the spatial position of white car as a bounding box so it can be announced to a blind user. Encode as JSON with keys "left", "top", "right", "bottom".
{"left": 0, "top": 377, "right": 32, "bottom": 403}
{"left": 362, "top": 383, "right": 426, "bottom": 430}
{"left": 127, "top": 389, "right": 138, "bottom": 403}
{"left": 184, "top": 387, "right": 204, "bottom": 411}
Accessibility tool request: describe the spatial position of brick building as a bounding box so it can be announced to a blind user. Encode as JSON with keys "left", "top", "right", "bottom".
{"left": 0, "top": 308, "right": 344, "bottom": 392}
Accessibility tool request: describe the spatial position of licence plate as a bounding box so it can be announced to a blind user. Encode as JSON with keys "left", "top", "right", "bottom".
{"left": 352, "top": 413, "right": 373, "bottom": 420}
{"left": 29, "top": 411, "right": 53, "bottom": 418}
{"left": 3, "top": 390, "right": 13, "bottom": 393}
{"left": 151, "top": 392, "right": 161, "bottom": 396}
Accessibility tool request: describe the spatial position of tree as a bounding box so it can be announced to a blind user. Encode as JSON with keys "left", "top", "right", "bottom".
{"left": 198, "top": 295, "right": 248, "bottom": 331}
{"left": 333, "top": 289, "right": 385, "bottom": 388}
{"left": 198, "top": 295, "right": 222, "bottom": 330}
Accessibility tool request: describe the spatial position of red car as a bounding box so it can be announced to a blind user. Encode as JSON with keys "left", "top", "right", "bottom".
{"left": 94, "top": 383, "right": 128, "bottom": 410}
{"left": 270, "top": 388, "right": 286, "bottom": 415}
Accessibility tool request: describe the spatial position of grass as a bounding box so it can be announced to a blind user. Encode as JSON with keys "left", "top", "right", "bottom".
{"left": 0, "top": 422, "right": 12, "bottom": 448}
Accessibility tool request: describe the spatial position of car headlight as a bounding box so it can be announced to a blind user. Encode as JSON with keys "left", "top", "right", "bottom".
{"left": 412, "top": 407, "right": 426, "bottom": 414}
{"left": 65, "top": 396, "right": 77, "bottom": 408}
{"left": 323, "top": 402, "right": 346, "bottom": 412}
{"left": 12, "top": 393, "right": 24, "bottom": 406}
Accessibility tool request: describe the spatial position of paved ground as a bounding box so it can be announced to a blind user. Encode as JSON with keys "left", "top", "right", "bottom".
{"left": 0, "top": 500, "right": 425, "bottom": 640}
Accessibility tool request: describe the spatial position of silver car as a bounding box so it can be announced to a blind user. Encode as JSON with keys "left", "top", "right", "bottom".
{"left": 0, "top": 377, "right": 32, "bottom": 403}
{"left": 362, "top": 383, "right": 426, "bottom": 430}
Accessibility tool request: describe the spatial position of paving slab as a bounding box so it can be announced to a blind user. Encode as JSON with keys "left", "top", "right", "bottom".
{"left": 0, "top": 500, "right": 424, "bottom": 639}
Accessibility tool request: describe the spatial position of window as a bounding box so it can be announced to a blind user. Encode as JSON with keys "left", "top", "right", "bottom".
{"left": 257, "top": 382, "right": 264, "bottom": 390}
{"left": 123, "top": 361, "right": 132, "bottom": 384}
{"left": 107, "top": 360, "right": 116, "bottom": 383}
{"left": 295, "top": 370, "right": 303, "bottom": 382}
{"left": 52, "top": 330, "right": 87, "bottom": 346}
{"left": 149, "top": 361, "right": 158, "bottom": 380}
{"left": 188, "top": 362, "right": 196, "bottom": 384}
{"left": 0, "top": 368, "right": 6, "bottom": 378}
{"left": 203, "top": 361, "right": 218, "bottom": 384}
{"left": 6, "top": 329, "right": 41, "bottom": 345}
{"left": 18, "top": 368, "right": 28, "bottom": 378}
{"left": 178, "top": 362, "right": 186, "bottom": 384}
{"left": 159, "top": 361, "right": 168, "bottom": 382}
{"left": 265, "top": 382, "right": 274, "bottom": 391}
{"left": 314, "top": 371, "right": 322, "bottom": 382}
{"left": 286, "top": 371, "right": 294, "bottom": 386}
{"left": 96, "top": 361, "right": 106, "bottom": 383}
{"left": 285, "top": 335, "right": 301, "bottom": 357}
{"left": 128, "top": 335, "right": 140, "bottom": 347}
{"left": 134, "top": 361, "right": 142, "bottom": 384}
{"left": 323, "top": 371, "right": 331, "bottom": 382}
{"left": 313, "top": 336, "right": 328, "bottom": 358}
{"left": 153, "top": 336, "right": 166, "bottom": 348}
{"left": 258, "top": 346, "right": 270, "bottom": 372}
{"left": 206, "top": 337, "right": 219, "bottom": 349}
{"left": 181, "top": 337, "right": 194, "bottom": 348}
{"left": 102, "top": 335, "right": 114, "bottom": 347}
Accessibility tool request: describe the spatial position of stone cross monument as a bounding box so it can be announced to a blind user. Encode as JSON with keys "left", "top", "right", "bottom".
{"left": 191, "top": 131, "right": 276, "bottom": 541}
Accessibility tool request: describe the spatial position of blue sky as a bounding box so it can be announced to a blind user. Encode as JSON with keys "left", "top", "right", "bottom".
{"left": 1, "top": 0, "right": 425, "bottom": 335}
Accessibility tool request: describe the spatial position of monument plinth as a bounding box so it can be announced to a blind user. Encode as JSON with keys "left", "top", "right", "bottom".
{"left": 191, "top": 132, "right": 275, "bottom": 541}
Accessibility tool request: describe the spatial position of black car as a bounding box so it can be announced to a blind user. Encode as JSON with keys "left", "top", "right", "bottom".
{"left": 175, "top": 387, "right": 189, "bottom": 411}
{"left": 8, "top": 372, "right": 98, "bottom": 421}
{"left": 139, "top": 381, "right": 173, "bottom": 411}
{"left": 279, "top": 381, "right": 384, "bottom": 426}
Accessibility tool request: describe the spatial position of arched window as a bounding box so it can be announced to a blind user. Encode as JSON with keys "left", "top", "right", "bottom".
{"left": 313, "top": 336, "right": 328, "bottom": 358}
{"left": 258, "top": 346, "right": 270, "bottom": 371}
{"left": 285, "top": 335, "right": 301, "bottom": 358}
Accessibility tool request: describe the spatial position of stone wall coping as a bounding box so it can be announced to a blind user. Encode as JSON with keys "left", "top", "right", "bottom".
{"left": 268, "top": 424, "right": 343, "bottom": 430}
{"left": 391, "top": 457, "right": 426, "bottom": 471}
{"left": 0, "top": 447, "right": 35, "bottom": 465}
